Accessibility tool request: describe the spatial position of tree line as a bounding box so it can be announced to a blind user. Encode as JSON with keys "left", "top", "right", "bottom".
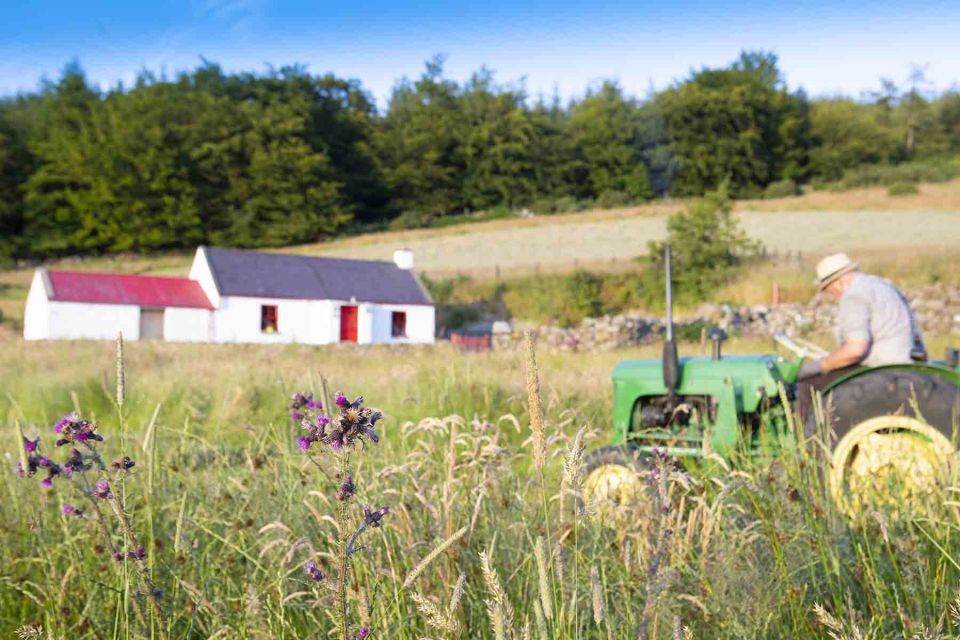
{"left": 1, "top": 51, "right": 959, "bottom": 262}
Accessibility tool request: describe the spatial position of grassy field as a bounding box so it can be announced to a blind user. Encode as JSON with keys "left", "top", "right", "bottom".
{"left": 4, "top": 338, "right": 960, "bottom": 639}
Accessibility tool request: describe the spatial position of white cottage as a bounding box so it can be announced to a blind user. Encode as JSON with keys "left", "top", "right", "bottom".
{"left": 23, "top": 247, "right": 435, "bottom": 345}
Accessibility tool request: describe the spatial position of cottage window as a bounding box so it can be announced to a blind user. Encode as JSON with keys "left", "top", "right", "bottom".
{"left": 261, "top": 305, "right": 278, "bottom": 333}
{"left": 391, "top": 311, "right": 407, "bottom": 338}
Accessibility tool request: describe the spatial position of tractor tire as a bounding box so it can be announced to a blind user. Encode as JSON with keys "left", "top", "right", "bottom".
{"left": 815, "top": 369, "right": 960, "bottom": 514}
{"left": 581, "top": 446, "right": 650, "bottom": 524}
{"left": 819, "top": 369, "right": 959, "bottom": 441}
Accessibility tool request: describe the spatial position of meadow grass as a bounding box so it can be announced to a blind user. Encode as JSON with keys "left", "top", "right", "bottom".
{"left": 4, "top": 337, "right": 960, "bottom": 638}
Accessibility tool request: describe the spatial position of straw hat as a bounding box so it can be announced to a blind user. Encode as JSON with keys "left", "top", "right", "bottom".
{"left": 815, "top": 253, "right": 859, "bottom": 290}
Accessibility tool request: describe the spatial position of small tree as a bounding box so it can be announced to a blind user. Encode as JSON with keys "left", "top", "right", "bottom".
{"left": 643, "top": 186, "right": 759, "bottom": 305}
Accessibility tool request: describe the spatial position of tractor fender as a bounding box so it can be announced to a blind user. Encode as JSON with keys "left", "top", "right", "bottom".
{"left": 816, "top": 366, "right": 960, "bottom": 440}
{"left": 824, "top": 362, "right": 960, "bottom": 392}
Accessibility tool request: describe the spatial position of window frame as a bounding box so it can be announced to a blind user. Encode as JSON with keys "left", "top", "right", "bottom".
{"left": 261, "top": 304, "right": 279, "bottom": 334}
{"left": 391, "top": 310, "right": 407, "bottom": 338}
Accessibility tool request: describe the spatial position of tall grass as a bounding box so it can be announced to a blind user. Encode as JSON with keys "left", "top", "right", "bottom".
{"left": 4, "top": 339, "right": 960, "bottom": 638}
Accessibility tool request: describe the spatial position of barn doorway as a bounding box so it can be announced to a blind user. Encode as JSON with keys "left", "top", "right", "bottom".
{"left": 140, "top": 308, "right": 164, "bottom": 340}
{"left": 340, "top": 305, "right": 358, "bottom": 343}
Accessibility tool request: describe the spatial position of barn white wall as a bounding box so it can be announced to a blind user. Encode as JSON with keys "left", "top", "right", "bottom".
{"left": 164, "top": 307, "right": 212, "bottom": 342}
{"left": 47, "top": 301, "right": 140, "bottom": 340}
{"left": 23, "top": 270, "right": 51, "bottom": 340}
{"left": 368, "top": 304, "right": 435, "bottom": 344}
{"left": 212, "top": 296, "right": 333, "bottom": 344}
{"left": 188, "top": 247, "right": 221, "bottom": 307}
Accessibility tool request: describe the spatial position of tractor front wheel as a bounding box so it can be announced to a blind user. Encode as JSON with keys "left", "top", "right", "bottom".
{"left": 582, "top": 446, "right": 649, "bottom": 524}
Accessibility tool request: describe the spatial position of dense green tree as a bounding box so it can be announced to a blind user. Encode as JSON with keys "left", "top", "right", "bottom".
{"left": 0, "top": 98, "right": 36, "bottom": 261}
{"left": 568, "top": 81, "right": 651, "bottom": 200}
{"left": 808, "top": 100, "right": 901, "bottom": 181}
{"left": 458, "top": 70, "right": 539, "bottom": 209}
{"left": 373, "top": 58, "right": 466, "bottom": 225}
{"left": 657, "top": 51, "right": 813, "bottom": 196}
{"left": 2, "top": 52, "right": 959, "bottom": 260}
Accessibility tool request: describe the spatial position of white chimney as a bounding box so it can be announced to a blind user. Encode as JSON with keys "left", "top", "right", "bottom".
{"left": 393, "top": 248, "right": 414, "bottom": 270}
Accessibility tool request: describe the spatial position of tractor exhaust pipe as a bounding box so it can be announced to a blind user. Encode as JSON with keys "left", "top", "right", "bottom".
{"left": 662, "top": 246, "right": 680, "bottom": 402}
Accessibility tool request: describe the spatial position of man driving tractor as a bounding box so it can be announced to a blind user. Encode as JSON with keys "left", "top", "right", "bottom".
{"left": 796, "top": 252, "right": 926, "bottom": 421}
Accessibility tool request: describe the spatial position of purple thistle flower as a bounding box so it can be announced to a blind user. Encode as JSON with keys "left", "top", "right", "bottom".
{"left": 95, "top": 479, "right": 112, "bottom": 499}
{"left": 353, "top": 627, "right": 369, "bottom": 639}
{"left": 317, "top": 415, "right": 330, "bottom": 428}
{"left": 111, "top": 456, "right": 135, "bottom": 471}
{"left": 337, "top": 474, "right": 355, "bottom": 501}
{"left": 40, "top": 477, "right": 53, "bottom": 490}
{"left": 37, "top": 456, "right": 51, "bottom": 468}
{"left": 62, "top": 504, "right": 83, "bottom": 517}
{"left": 363, "top": 505, "right": 390, "bottom": 528}
{"left": 52, "top": 413, "right": 103, "bottom": 447}
{"left": 127, "top": 546, "right": 147, "bottom": 560}
{"left": 304, "top": 560, "right": 325, "bottom": 582}
{"left": 112, "top": 551, "right": 123, "bottom": 562}
{"left": 335, "top": 391, "right": 348, "bottom": 408}
{"left": 290, "top": 409, "right": 303, "bottom": 422}
{"left": 296, "top": 436, "right": 312, "bottom": 451}
{"left": 23, "top": 437, "right": 39, "bottom": 452}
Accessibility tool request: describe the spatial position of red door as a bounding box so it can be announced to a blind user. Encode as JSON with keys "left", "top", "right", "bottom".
{"left": 340, "top": 305, "right": 358, "bottom": 343}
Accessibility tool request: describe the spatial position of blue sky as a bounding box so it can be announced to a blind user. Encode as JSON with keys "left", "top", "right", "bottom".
{"left": 2, "top": 0, "right": 959, "bottom": 105}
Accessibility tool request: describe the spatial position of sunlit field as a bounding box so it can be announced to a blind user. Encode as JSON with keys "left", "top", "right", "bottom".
{"left": 4, "top": 336, "right": 960, "bottom": 639}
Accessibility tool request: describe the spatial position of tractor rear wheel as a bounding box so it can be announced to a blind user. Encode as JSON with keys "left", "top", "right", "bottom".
{"left": 818, "top": 369, "right": 960, "bottom": 513}
{"left": 582, "top": 446, "right": 649, "bottom": 524}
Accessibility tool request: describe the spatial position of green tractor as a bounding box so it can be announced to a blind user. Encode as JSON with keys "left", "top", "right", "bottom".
{"left": 583, "top": 248, "right": 960, "bottom": 513}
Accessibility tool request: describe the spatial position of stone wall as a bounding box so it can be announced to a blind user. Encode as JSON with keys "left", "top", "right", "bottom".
{"left": 491, "top": 284, "right": 960, "bottom": 352}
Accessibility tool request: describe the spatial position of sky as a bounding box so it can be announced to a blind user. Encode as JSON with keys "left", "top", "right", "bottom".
{"left": 2, "top": 0, "right": 960, "bottom": 106}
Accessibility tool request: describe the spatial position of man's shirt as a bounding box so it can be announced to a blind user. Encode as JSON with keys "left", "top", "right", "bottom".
{"left": 835, "top": 274, "right": 923, "bottom": 366}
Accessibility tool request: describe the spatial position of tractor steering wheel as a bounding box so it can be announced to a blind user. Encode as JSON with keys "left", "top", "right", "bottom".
{"left": 772, "top": 332, "right": 829, "bottom": 361}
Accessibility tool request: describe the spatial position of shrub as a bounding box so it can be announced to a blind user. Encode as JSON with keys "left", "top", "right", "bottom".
{"left": 552, "top": 195, "right": 580, "bottom": 213}
{"left": 643, "top": 186, "right": 760, "bottom": 305}
{"left": 595, "top": 189, "right": 632, "bottom": 209}
{"left": 529, "top": 196, "right": 557, "bottom": 215}
{"left": 838, "top": 158, "right": 958, "bottom": 189}
{"left": 888, "top": 181, "right": 919, "bottom": 196}
{"left": 562, "top": 270, "right": 605, "bottom": 326}
{"left": 763, "top": 179, "right": 799, "bottom": 199}
{"left": 388, "top": 209, "right": 434, "bottom": 230}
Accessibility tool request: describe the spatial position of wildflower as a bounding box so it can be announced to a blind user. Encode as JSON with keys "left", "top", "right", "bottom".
{"left": 62, "top": 504, "right": 83, "bottom": 517}
{"left": 304, "top": 560, "right": 325, "bottom": 582}
{"left": 290, "top": 392, "right": 321, "bottom": 423}
{"left": 353, "top": 627, "right": 369, "bottom": 639}
{"left": 111, "top": 456, "right": 135, "bottom": 471}
{"left": 127, "top": 546, "right": 147, "bottom": 560}
{"left": 296, "top": 436, "right": 312, "bottom": 451}
{"left": 363, "top": 505, "right": 390, "bottom": 528}
{"left": 40, "top": 477, "right": 53, "bottom": 490}
{"left": 53, "top": 413, "right": 102, "bottom": 447}
{"left": 95, "top": 479, "right": 112, "bottom": 499}
{"left": 23, "top": 436, "right": 39, "bottom": 452}
{"left": 319, "top": 395, "right": 382, "bottom": 452}
{"left": 63, "top": 448, "right": 89, "bottom": 475}
{"left": 112, "top": 551, "right": 123, "bottom": 562}
{"left": 337, "top": 474, "right": 355, "bottom": 501}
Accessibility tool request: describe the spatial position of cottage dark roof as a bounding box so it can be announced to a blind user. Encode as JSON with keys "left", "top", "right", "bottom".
{"left": 202, "top": 246, "right": 432, "bottom": 306}
{"left": 47, "top": 270, "right": 213, "bottom": 309}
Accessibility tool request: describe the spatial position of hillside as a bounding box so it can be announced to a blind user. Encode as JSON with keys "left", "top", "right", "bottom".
{"left": 2, "top": 179, "right": 959, "bottom": 333}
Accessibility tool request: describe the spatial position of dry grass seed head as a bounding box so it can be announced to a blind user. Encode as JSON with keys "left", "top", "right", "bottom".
{"left": 524, "top": 331, "right": 547, "bottom": 471}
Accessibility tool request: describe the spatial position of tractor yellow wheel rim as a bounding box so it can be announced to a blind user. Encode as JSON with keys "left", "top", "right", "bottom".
{"left": 829, "top": 415, "right": 955, "bottom": 514}
{"left": 583, "top": 463, "right": 642, "bottom": 523}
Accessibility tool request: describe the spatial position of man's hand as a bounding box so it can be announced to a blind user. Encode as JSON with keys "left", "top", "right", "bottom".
{"left": 797, "top": 359, "right": 823, "bottom": 381}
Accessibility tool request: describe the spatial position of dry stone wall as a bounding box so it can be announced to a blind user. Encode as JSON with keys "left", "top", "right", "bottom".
{"left": 492, "top": 284, "right": 960, "bottom": 352}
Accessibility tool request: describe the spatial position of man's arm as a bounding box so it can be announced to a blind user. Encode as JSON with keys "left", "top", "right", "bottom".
{"left": 821, "top": 338, "right": 870, "bottom": 372}
{"left": 798, "top": 291, "right": 871, "bottom": 380}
